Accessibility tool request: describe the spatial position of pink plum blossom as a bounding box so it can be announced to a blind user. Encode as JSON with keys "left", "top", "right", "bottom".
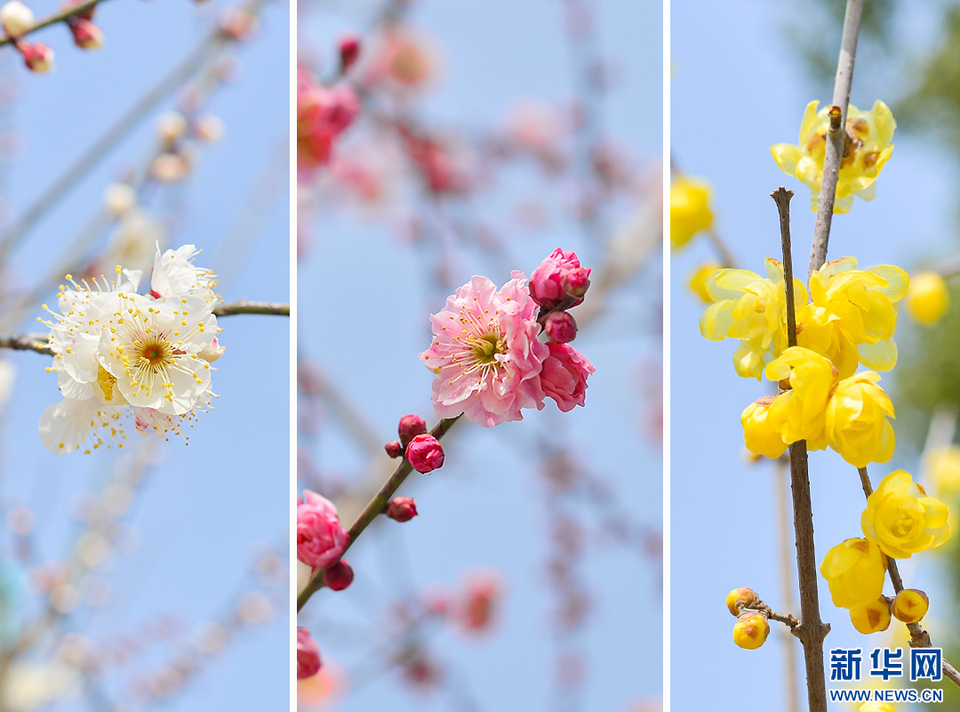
{"left": 540, "top": 343, "right": 595, "bottom": 412}
{"left": 529, "top": 248, "right": 590, "bottom": 309}
{"left": 296, "top": 490, "right": 349, "bottom": 569}
{"left": 419, "top": 272, "right": 548, "bottom": 427}
{"left": 297, "top": 627, "right": 322, "bottom": 680}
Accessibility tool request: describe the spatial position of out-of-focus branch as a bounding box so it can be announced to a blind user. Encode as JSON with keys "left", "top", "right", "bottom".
{"left": 0, "top": 0, "right": 111, "bottom": 47}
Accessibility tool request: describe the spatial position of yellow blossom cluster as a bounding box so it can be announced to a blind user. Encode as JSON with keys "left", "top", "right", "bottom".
{"left": 821, "top": 471, "right": 950, "bottom": 635}
{"left": 771, "top": 100, "right": 895, "bottom": 214}
{"left": 670, "top": 176, "right": 713, "bottom": 250}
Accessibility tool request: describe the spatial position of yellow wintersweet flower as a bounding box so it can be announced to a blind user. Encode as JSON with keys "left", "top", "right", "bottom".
{"left": 670, "top": 176, "right": 713, "bottom": 250}
{"left": 860, "top": 704, "right": 896, "bottom": 712}
{"left": 699, "top": 259, "right": 809, "bottom": 380}
{"left": 849, "top": 596, "right": 892, "bottom": 635}
{"left": 741, "top": 396, "right": 788, "bottom": 459}
{"left": 688, "top": 262, "right": 722, "bottom": 304}
{"left": 861, "top": 470, "right": 951, "bottom": 559}
{"left": 771, "top": 100, "right": 896, "bottom": 214}
{"left": 925, "top": 445, "right": 960, "bottom": 499}
{"left": 821, "top": 537, "right": 887, "bottom": 609}
{"left": 732, "top": 611, "right": 769, "bottom": 650}
{"left": 906, "top": 271, "right": 949, "bottom": 326}
{"left": 765, "top": 347, "right": 837, "bottom": 447}
{"left": 891, "top": 588, "right": 929, "bottom": 624}
{"left": 797, "top": 257, "right": 909, "bottom": 379}
{"left": 824, "top": 372, "right": 895, "bottom": 468}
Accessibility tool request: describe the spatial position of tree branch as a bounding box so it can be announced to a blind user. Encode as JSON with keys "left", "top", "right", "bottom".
{"left": 0, "top": 300, "right": 289, "bottom": 355}
{"left": 297, "top": 416, "right": 461, "bottom": 612}
{"left": 808, "top": 0, "right": 863, "bottom": 280}
{"left": 772, "top": 187, "right": 830, "bottom": 712}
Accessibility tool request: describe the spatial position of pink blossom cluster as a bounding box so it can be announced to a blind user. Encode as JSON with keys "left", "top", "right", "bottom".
{"left": 297, "top": 65, "right": 360, "bottom": 172}
{"left": 418, "top": 248, "right": 595, "bottom": 427}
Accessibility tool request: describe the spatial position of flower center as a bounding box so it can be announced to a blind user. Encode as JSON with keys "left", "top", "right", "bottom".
{"left": 470, "top": 333, "right": 503, "bottom": 363}
{"left": 135, "top": 336, "right": 173, "bottom": 370}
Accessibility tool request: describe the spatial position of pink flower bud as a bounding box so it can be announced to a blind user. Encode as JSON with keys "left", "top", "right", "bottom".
{"left": 296, "top": 490, "right": 349, "bottom": 569}
{"left": 386, "top": 496, "right": 418, "bottom": 522}
{"left": 324, "top": 559, "right": 354, "bottom": 591}
{"left": 561, "top": 267, "right": 591, "bottom": 299}
{"left": 338, "top": 34, "right": 360, "bottom": 72}
{"left": 544, "top": 311, "right": 577, "bottom": 344}
{"left": 297, "top": 627, "right": 321, "bottom": 679}
{"left": 199, "top": 337, "right": 224, "bottom": 363}
{"left": 19, "top": 41, "right": 53, "bottom": 73}
{"left": 529, "top": 248, "right": 590, "bottom": 310}
{"left": 405, "top": 434, "right": 444, "bottom": 473}
{"left": 540, "top": 343, "right": 595, "bottom": 412}
{"left": 398, "top": 413, "right": 427, "bottom": 446}
{"left": 69, "top": 18, "right": 102, "bottom": 49}
{"left": 384, "top": 440, "right": 403, "bottom": 458}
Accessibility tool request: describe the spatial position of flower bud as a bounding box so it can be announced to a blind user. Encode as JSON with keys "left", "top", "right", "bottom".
{"left": 732, "top": 611, "right": 769, "bottom": 650}
{"left": 530, "top": 248, "right": 589, "bottom": 309}
{"left": 725, "top": 587, "right": 759, "bottom": 617}
{"left": 324, "top": 559, "right": 354, "bottom": 591}
{"left": 69, "top": 18, "right": 102, "bottom": 49}
{"left": 157, "top": 111, "right": 188, "bottom": 144}
{"left": 386, "top": 496, "right": 418, "bottom": 522}
{"left": 296, "top": 627, "right": 321, "bottom": 679}
{"left": 338, "top": 34, "right": 360, "bottom": 72}
{"left": 561, "top": 267, "right": 590, "bottom": 300}
{"left": 892, "top": 589, "right": 929, "bottom": 624}
{"left": 906, "top": 271, "right": 949, "bottom": 326}
{"left": 1, "top": 1, "right": 33, "bottom": 37}
{"left": 406, "top": 434, "right": 444, "bottom": 474}
{"left": 199, "top": 337, "right": 225, "bottom": 363}
{"left": 821, "top": 538, "right": 887, "bottom": 609}
{"left": 397, "top": 413, "right": 427, "bottom": 447}
{"left": 849, "top": 596, "right": 892, "bottom": 635}
{"left": 103, "top": 183, "right": 137, "bottom": 218}
{"left": 193, "top": 114, "right": 224, "bottom": 143}
{"left": 544, "top": 311, "right": 577, "bottom": 344}
{"left": 19, "top": 41, "right": 53, "bottom": 73}
{"left": 384, "top": 440, "right": 403, "bottom": 458}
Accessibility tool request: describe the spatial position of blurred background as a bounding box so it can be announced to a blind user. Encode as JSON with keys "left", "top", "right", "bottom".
{"left": 672, "top": 0, "right": 960, "bottom": 709}
{"left": 0, "top": 0, "right": 290, "bottom": 710}
{"left": 296, "top": 0, "right": 663, "bottom": 710}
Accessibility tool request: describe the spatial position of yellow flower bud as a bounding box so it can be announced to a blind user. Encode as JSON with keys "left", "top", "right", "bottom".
{"left": 861, "top": 470, "right": 950, "bottom": 559}
{"left": 926, "top": 445, "right": 960, "bottom": 498}
{"left": 670, "top": 177, "right": 713, "bottom": 250}
{"left": 849, "top": 596, "right": 892, "bottom": 634}
{"left": 741, "top": 397, "right": 788, "bottom": 459}
{"left": 725, "top": 587, "right": 759, "bottom": 617}
{"left": 824, "top": 372, "right": 895, "bottom": 468}
{"left": 732, "top": 612, "right": 769, "bottom": 650}
{"left": 906, "top": 271, "right": 949, "bottom": 326}
{"left": 821, "top": 538, "right": 887, "bottom": 609}
{"left": 860, "top": 701, "right": 897, "bottom": 712}
{"left": 891, "top": 589, "right": 929, "bottom": 624}
{"left": 688, "top": 262, "right": 722, "bottom": 304}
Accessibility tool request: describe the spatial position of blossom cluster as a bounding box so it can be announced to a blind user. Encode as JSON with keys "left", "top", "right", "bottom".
{"left": 297, "top": 64, "right": 360, "bottom": 172}
{"left": 419, "top": 248, "right": 595, "bottom": 427}
{"left": 771, "top": 100, "right": 896, "bottom": 214}
{"left": 1, "top": 0, "right": 106, "bottom": 75}
{"left": 700, "top": 256, "right": 906, "bottom": 467}
{"left": 821, "top": 470, "right": 949, "bottom": 634}
{"left": 38, "top": 245, "right": 223, "bottom": 455}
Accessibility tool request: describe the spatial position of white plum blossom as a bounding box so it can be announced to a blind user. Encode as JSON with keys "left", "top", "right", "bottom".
{"left": 38, "top": 247, "right": 223, "bottom": 455}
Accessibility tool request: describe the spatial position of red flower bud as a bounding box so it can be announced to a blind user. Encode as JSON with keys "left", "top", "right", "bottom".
{"left": 324, "top": 559, "right": 354, "bottom": 591}
{"left": 398, "top": 413, "right": 427, "bottom": 447}
{"left": 544, "top": 311, "right": 577, "bottom": 344}
{"left": 384, "top": 440, "right": 404, "bottom": 458}
{"left": 386, "top": 496, "right": 418, "bottom": 522}
{"left": 338, "top": 34, "right": 360, "bottom": 72}
{"left": 406, "top": 434, "right": 444, "bottom": 473}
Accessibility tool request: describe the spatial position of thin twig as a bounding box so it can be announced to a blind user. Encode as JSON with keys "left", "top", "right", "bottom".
{"left": 0, "top": 0, "right": 111, "bottom": 47}
{"left": 297, "top": 416, "right": 461, "bottom": 612}
{"left": 773, "top": 187, "right": 830, "bottom": 712}
{"left": 808, "top": 0, "right": 863, "bottom": 280}
{"left": 857, "top": 467, "right": 960, "bottom": 689}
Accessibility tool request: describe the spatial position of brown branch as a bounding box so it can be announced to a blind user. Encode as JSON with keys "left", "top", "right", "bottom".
{"left": 0, "top": 300, "right": 289, "bottom": 355}
{"left": 0, "top": 0, "right": 111, "bottom": 47}
{"left": 297, "top": 416, "right": 461, "bottom": 612}
{"left": 808, "top": 0, "right": 863, "bottom": 279}
{"left": 857, "top": 467, "right": 960, "bottom": 689}
{"left": 772, "top": 187, "right": 830, "bottom": 712}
